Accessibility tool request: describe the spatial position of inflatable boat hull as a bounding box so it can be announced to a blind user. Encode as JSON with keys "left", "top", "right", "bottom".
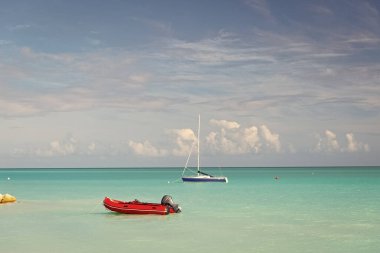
{"left": 103, "top": 197, "right": 177, "bottom": 215}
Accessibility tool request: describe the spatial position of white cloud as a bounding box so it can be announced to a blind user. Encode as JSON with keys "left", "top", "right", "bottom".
{"left": 345, "top": 133, "right": 370, "bottom": 152}
{"left": 171, "top": 128, "right": 196, "bottom": 156}
{"left": 325, "top": 129, "right": 340, "bottom": 152}
{"left": 128, "top": 140, "right": 167, "bottom": 157}
{"left": 126, "top": 121, "right": 281, "bottom": 157}
{"left": 314, "top": 129, "right": 340, "bottom": 152}
{"left": 84, "top": 141, "right": 126, "bottom": 156}
{"left": 0, "top": 47, "right": 179, "bottom": 118}
{"left": 206, "top": 120, "right": 280, "bottom": 154}
{"left": 165, "top": 32, "right": 276, "bottom": 67}
{"left": 346, "top": 133, "right": 357, "bottom": 152}
{"left": 309, "top": 4, "right": 334, "bottom": 16}
{"left": 0, "top": 99, "right": 41, "bottom": 117}
{"left": 243, "top": 126, "right": 261, "bottom": 153}
{"left": 34, "top": 136, "right": 78, "bottom": 157}
{"left": 206, "top": 128, "right": 242, "bottom": 154}
{"left": 314, "top": 130, "right": 369, "bottom": 153}
{"left": 210, "top": 119, "right": 240, "bottom": 129}
{"left": 260, "top": 125, "right": 281, "bottom": 152}
{"left": 7, "top": 24, "right": 32, "bottom": 31}
{"left": 10, "top": 135, "right": 131, "bottom": 158}
{"left": 244, "top": 0, "right": 275, "bottom": 22}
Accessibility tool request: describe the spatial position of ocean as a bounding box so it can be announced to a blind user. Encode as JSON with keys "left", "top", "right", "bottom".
{"left": 1, "top": 167, "right": 379, "bottom": 253}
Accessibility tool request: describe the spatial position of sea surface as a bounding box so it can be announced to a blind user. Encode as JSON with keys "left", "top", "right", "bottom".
{"left": 1, "top": 167, "right": 379, "bottom": 253}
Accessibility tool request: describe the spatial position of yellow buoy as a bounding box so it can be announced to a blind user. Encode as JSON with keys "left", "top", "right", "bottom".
{"left": 0, "top": 193, "right": 16, "bottom": 203}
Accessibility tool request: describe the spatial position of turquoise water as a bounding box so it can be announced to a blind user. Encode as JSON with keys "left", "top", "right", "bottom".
{"left": 1, "top": 167, "right": 379, "bottom": 253}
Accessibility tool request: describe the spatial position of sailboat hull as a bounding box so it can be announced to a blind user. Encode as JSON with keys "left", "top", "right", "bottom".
{"left": 182, "top": 176, "right": 228, "bottom": 183}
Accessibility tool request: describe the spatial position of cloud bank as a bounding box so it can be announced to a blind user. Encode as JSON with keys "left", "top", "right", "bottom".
{"left": 315, "top": 130, "right": 370, "bottom": 153}
{"left": 207, "top": 119, "right": 281, "bottom": 154}
{"left": 120, "top": 119, "right": 284, "bottom": 157}
{"left": 9, "top": 121, "right": 370, "bottom": 163}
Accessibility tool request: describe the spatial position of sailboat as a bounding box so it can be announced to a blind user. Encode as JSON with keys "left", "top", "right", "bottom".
{"left": 181, "top": 115, "right": 228, "bottom": 183}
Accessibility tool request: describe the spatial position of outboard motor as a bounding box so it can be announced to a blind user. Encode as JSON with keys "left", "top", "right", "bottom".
{"left": 161, "top": 195, "right": 181, "bottom": 213}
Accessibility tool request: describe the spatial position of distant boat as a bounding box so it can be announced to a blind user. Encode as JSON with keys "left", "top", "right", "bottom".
{"left": 181, "top": 115, "right": 228, "bottom": 183}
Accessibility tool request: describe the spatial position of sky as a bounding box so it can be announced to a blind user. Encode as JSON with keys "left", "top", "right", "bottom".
{"left": 1, "top": 0, "right": 379, "bottom": 168}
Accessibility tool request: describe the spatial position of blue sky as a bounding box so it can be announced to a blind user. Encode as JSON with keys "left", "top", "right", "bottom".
{"left": 1, "top": 0, "right": 379, "bottom": 168}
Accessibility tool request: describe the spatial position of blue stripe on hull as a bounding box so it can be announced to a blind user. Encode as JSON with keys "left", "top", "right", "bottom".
{"left": 182, "top": 177, "right": 227, "bottom": 183}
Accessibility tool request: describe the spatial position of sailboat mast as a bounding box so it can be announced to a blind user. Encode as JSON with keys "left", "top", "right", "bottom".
{"left": 197, "top": 114, "right": 200, "bottom": 175}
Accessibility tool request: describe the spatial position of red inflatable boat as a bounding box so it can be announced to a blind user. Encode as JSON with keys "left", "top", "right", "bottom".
{"left": 103, "top": 195, "right": 181, "bottom": 215}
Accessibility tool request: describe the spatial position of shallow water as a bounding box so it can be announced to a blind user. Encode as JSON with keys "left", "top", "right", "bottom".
{"left": 1, "top": 167, "right": 379, "bottom": 253}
